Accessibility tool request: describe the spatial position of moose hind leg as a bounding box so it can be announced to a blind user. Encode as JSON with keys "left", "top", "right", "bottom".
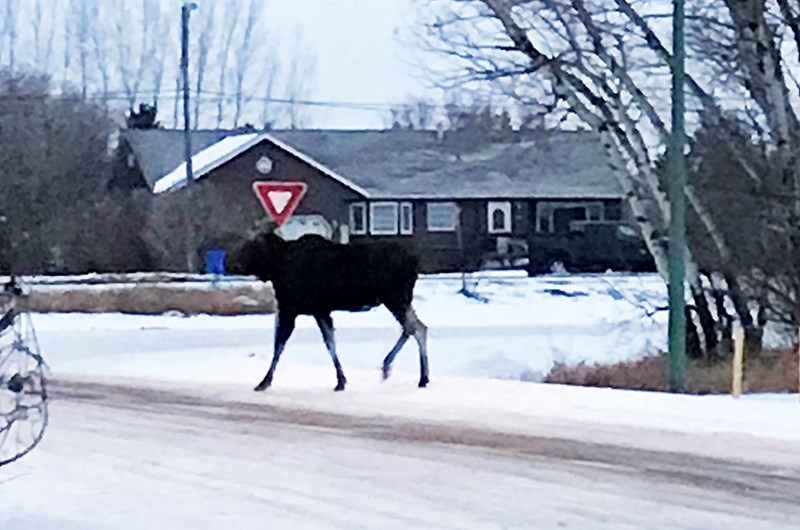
{"left": 315, "top": 313, "right": 347, "bottom": 391}
{"left": 382, "top": 331, "right": 410, "bottom": 381}
{"left": 407, "top": 307, "right": 429, "bottom": 388}
{"left": 255, "top": 311, "right": 296, "bottom": 391}
{"left": 385, "top": 305, "right": 428, "bottom": 387}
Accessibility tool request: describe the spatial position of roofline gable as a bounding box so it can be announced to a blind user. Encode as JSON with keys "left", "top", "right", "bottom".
{"left": 152, "top": 132, "right": 371, "bottom": 197}
{"left": 263, "top": 133, "right": 370, "bottom": 197}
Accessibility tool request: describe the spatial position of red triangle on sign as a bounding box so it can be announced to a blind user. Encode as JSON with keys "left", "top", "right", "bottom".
{"left": 252, "top": 181, "right": 308, "bottom": 226}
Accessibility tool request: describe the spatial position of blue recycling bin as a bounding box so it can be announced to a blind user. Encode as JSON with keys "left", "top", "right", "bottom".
{"left": 205, "top": 249, "right": 226, "bottom": 275}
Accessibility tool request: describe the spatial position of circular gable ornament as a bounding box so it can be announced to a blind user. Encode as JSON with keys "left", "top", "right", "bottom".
{"left": 256, "top": 155, "right": 273, "bottom": 174}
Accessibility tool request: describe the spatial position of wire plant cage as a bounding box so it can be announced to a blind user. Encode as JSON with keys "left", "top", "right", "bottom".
{"left": 0, "top": 277, "right": 48, "bottom": 467}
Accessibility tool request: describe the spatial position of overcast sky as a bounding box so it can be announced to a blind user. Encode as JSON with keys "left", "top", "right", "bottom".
{"left": 216, "top": 0, "right": 439, "bottom": 128}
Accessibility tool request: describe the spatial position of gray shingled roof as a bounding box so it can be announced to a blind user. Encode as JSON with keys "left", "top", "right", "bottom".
{"left": 126, "top": 128, "right": 623, "bottom": 199}
{"left": 123, "top": 128, "right": 234, "bottom": 189}
{"left": 270, "top": 129, "right": 623, "bottom": 199}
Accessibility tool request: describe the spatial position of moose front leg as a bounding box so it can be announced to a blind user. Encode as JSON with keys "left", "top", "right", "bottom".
{"left": 255, "top": 311, "right": 296, "bottom": 391}
{"left": 315, "top": 313, "right": 347, "bottom": 391}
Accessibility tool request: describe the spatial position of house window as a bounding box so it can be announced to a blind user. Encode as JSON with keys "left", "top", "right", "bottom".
{"left": 587, "top": 203, "right": 603, "bottom": 221}
{"left": 537, "top": 208, "right": 550, "bottom": 233}
{"left": 370, "top": 202, "right": 399, "bottom": 235}
{"left": 426, "top": 202, "right": 457, "bottom": 232}
{"left": 535, "top": 201, "right": 605, "bottom": 233}
{"left": 400, "top": 202, "right": 413, "bottom": 235}
{"left": 349, "top": 203, "right": 367, "bottom": 235}
{"left": 487, "top": 201, "right": 512, "bottom": 233}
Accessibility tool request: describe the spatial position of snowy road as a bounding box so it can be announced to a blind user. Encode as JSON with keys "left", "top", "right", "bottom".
{"left": 3, "top": 378, "right": 799, "bottom": 530}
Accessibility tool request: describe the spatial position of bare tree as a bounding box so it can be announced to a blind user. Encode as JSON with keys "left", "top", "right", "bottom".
{"left": 233, "top": 0, "right": 263, "bottom": 127}
{"left": 388, "top": 97, "right": 439, "bottom": 130}
{"left": 0, "top": 71, "right": 151, "bottom": 273}
{"left": 32, "top": 0, "right": 43, "bottom": 66}
{"left": 90, "top": 1, "right": 112, "bottom": 102}
{"left": 109, "top": 0, "right": 138, "bottom": 107}
{"left": 42, "top": 1, "right": 58, "bottom": 73}
{"left": 170, "top": 74, "right": 179, "bottom": 128}
{"left": 0, "top": 1, "right": 315, "bottom": 130}
{"left": 419, "top": 0, "right": 800, "bottom": 348}
{"left": 215, "top": 1, "right": 240, "bottom": 128}
{"left": 721, "top": 1, "right": 799, "bottom": 199}
{"left": 415, "top": 0, "right": 738, "bottom": 353}
{"left": 72, "top": 0, "right": 92, "bottom": 98}
{"left": 701, "top": 1, "right": 800, "bottom": 331}
{"left": 284, "top": 34, "right": 317, "bottom": 129}
{"left": 62, "top": 3, "right": 72, "bottom": 85}
{"left": 259, "top": 56, "right": 280, "bottom": 129}
{"left": 148, "top": 2, "right": 171, "bottom": 108}
{"left": 4, "top": 0, "right": 20, "bottom": 71}
{"left": 136, "top": 0, "right": 164, "bottom": 106}
{"left": 192, "top": 3, "right": 216, "bottom": 129}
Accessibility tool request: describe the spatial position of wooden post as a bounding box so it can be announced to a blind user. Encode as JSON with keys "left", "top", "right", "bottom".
{"left": 797, "top": 328, "right": 800, "bottom": 402}
{"left": 732, "top": 325, "right": 745, "bottom": 398}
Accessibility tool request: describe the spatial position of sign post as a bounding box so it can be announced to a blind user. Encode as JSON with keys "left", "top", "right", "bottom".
{"left": 252, "top": 181, "right": 308, "bottom": 226}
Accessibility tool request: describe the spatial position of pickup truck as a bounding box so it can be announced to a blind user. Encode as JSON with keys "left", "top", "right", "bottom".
{"left": 525, "top": 220, "right": 656, "bottom": 275}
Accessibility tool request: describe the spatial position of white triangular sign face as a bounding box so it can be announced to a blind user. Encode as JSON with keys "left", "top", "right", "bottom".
{"left": 267, "top": 190, "right": 293, "bottom": 214}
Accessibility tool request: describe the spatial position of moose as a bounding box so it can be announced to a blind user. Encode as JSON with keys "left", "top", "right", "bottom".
{"left": 226, "top": 231, "right": 429, "bottom": 392}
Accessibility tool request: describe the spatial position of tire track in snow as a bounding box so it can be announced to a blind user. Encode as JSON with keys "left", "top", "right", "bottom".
{"left": 49, "top": 377, "right": 800, "bottom": 509}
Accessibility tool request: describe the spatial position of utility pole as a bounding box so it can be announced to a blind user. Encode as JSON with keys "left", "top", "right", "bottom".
{"left": 667, "top": 0, "right": 687, "bottom": 392}
{"left": 181, "top": 2, "right": 198, "bottom": 271}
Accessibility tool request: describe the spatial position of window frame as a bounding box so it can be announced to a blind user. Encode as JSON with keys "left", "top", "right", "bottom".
{"left": 349, "top": 202, "right": 367, "bottom": 235}
{"left": 369, "top": 201, "right": 399, "bottom": 235}
{"left": 426, "top": 201, "right": 458, "bottom": 232}
{"left": 487, "top": 201, "right": 512, "bottom": 234}
{"left": 399, "top": 202, "right": 414, "bottom": 235}
{"left": 535, "top": 201, "right": 605, "bottom": 233}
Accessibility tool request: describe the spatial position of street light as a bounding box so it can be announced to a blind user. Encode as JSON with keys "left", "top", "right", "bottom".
{"left": 181, "top": 2, "right": 198, "bottom": 270}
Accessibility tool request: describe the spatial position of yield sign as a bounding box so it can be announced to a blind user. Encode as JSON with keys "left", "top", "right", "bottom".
{"left": 252, "top": 181, "right": 308, "bottom": 226}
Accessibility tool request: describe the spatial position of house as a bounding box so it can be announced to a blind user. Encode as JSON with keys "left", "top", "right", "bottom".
{"left": 118, "top": 127, "right": 647, "bottom": 273}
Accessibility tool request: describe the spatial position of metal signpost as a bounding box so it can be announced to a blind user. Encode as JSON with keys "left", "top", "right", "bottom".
{"left": 667, "top": 0, "right": 687, "bottom": 392}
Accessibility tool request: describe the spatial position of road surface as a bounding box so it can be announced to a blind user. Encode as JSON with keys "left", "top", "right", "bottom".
{"left": 2, "top": 378, "right": 799, "bottom": 529}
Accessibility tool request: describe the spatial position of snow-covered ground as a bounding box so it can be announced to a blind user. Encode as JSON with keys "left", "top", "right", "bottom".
{"left": 6, "top": 382, "right": 799, "bottom": 530}
{"left": 34, "top": 271, "right": 671, "bottom": 382}
{"left": 20, "top": 270, "right": 800, "bottom": 450}
{"left": 2, "top": 271, "right": 800, "bottom": 528}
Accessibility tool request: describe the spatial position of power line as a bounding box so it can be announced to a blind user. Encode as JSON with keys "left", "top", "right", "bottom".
{"left": 0, "top": 89, "right": 409, "bottom": 113}
{"left": 0, "top": 87, "right": 553, "bottom": 113}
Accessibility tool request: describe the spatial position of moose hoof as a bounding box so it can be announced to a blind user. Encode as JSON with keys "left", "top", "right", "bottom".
{"left": 381, "top": 367, "right": 391, "bottom": 381}
{"left": 253, "top": 381, "right": 271, "bottom": 392}
{"left": 418, "top": 377, "right": 429, "bottom": 388}
{"left": 334, "top": 382, "right": 346, "bottom": 392}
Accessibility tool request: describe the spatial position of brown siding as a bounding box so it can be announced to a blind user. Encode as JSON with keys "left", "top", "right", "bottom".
{"left": 148, "top": 138, "right": 363, "bottom": 270}
{"left": 144, "top": 137, "right": 627, "bottom": 274}
{"left": 349, "top": 198, "right": 536, "bottom": 273}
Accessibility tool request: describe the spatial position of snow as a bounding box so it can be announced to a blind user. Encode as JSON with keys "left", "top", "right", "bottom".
{"left": 3, "top": 271, "right": 800, "bottom": 528}
{"left": 29, "top": 271, "right": 670, "bottom": 380}
{"left": 151, "top": 130, "right": 371, "bottom": 196}
{"left": 7, "top": 389, "right": 799, "bottom": 530}
{"left": 153, "top": 133, "right": 259, "bottom": 193}
{"left": 25, "top": 269, "right": 800, "bottom": 450}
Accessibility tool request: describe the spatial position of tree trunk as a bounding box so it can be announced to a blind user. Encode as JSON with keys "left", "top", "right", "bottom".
{"left": 685, "top": 304, "right": 703, "bottom": 360}
{"left": 725, "top": 273, "right": 764, "bottom": 355}
{"left": 691, "top": 280, "right": 718, "bottom": 354}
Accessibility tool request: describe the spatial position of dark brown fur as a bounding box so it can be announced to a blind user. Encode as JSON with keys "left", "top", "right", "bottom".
{"left": 227, "top": 233, "right": 429, "bottom": 391}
